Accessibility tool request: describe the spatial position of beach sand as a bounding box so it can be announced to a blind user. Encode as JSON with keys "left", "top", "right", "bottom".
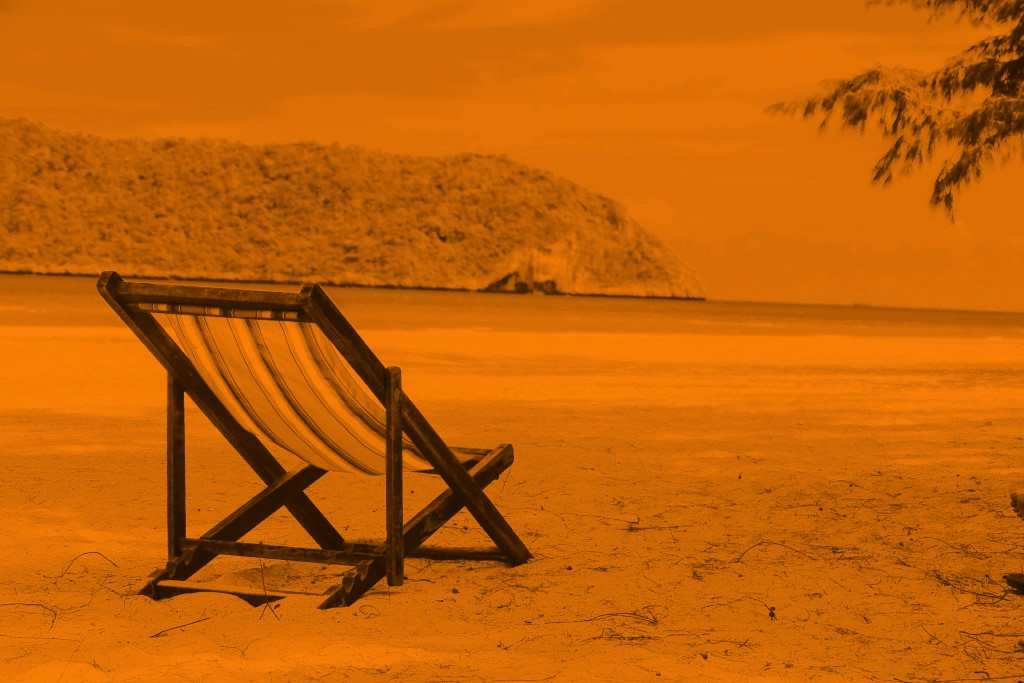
{"left": 2, "top": 277, "right": 1024, "bottom": 681}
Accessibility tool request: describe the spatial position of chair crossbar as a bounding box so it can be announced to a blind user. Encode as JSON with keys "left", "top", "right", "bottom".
{"left": 186, "top": 539, "right": 380, "bottom": 565}
{"left": 181, "top": 539, "right": 508, "bottom": 565}
{"left": 115, "top": 280, "right": 306, "bottom": 312}
{"left": 132, "top": 302, "right": 308, "bottom": 321}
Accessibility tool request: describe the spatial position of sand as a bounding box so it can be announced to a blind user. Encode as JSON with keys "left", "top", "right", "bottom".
{"left": 2, "top": 277, "right": 1024, "bottom": 681}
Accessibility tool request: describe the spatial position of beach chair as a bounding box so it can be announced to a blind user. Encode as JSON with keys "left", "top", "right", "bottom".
{"left": 97, "top": 271, "right": 531, "bottom": 608}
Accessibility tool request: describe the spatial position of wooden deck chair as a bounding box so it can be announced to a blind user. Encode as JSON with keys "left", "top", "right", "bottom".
{"left": 97, "top": 271, "right": 531, "bottom": 608}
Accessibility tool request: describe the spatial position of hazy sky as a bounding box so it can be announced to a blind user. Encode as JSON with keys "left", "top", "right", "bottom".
{"left": 3, "top": 0, "right": 1021, "bottom": 311}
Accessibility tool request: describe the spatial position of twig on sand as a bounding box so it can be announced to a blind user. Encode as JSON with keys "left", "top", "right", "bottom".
{"left": 920, "top": 624, "right": 947, "bottom": 646}
{"left": 55, "top": 640, "right": 82, "bottom": 683}
{"left": 258, "top": 556, "right": 280, "bottom": 621}
{"left": 626, "top": 521, "right": 681, "bottom": 532}
{"left": 44, "top": 551, "right": 119, "bottom": 580}
{"left": 546, "top": 606, "right": 659, "bottom": 626}
{"left": 895, "top": 676, "right": 1024, "bottom": 683}
{"left": 0, "top": 602, "right": 58, "bottom": 628}
{"left": 149, "top": 616, "right": 211, "bottom": 638}
{"left": 911, "top": 535, "right": 990, "bottom": 560}
{"left": 587, "top": 628, "right": 658, "bottom": 642}
{"left": 927, "top": 570, "right": 1010, "bottom": 603}
{"left": 0, "top": 632, "right": 79, "bottom": 641}
{"left": 733, "top": 540, "right": 816, "bottom": 563}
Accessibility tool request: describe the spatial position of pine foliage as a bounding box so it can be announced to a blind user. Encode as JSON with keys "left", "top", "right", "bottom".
{"left": 774, "top": 0, "right": 1024, "bottom": 212}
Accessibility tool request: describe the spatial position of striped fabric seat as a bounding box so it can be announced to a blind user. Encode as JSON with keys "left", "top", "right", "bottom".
{"left": 154, "top": 311, "right": 429, "bottom": 474}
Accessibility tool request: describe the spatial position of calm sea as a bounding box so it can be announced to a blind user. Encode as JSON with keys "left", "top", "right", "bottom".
{"left": 1, "top": 273, "right": 1023, "bottom": 340}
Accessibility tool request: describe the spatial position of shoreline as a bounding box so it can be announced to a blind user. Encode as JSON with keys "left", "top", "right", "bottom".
{"left": 0, "top": 269, "right": 708, "bottom": 303}
{"left": 9, "top": 269, "right": 1024, "bottom": 317}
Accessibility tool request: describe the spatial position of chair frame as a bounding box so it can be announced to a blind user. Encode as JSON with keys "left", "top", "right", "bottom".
{"left": 97, "top": 271, "right": 531, "bottom": 608}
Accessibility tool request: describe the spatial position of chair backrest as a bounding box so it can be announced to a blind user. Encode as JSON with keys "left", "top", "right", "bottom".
{"left": 154, "top": 307, "right": 425, "bottom": 473}
{"left": 102, "top": 276, "right": 428, "bottom": 474}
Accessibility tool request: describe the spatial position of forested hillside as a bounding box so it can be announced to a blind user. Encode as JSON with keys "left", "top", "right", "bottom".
{"left": 0, "top": 118, "right": 704, "bottom": 298}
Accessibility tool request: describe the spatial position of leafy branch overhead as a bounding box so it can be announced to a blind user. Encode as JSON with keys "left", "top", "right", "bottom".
{"left": 771, "top": 0, "right": 1024, "bottom": 213}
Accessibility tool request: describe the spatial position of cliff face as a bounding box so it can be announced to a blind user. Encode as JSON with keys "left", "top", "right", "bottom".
{"left": 0, "top": 118, "right": 704, "bottom": 298}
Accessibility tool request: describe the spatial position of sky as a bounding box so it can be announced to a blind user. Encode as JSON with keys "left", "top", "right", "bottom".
{"left": 2, "top": 0, "right": 1022, "bottom": 311}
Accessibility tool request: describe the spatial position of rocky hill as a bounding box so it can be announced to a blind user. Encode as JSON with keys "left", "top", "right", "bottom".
{"left": 0, "top": 118, "right": 704, "bottom": 298}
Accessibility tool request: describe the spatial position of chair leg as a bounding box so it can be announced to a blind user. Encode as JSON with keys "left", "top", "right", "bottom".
{"left": 402, "top": 399, "right": 532, "bottom": 566}
{"left": 144, "top": 465, "right": 328, "bottom": 589}
{"left": 385, "top": 366, "right": 404, "bottom": 587}
{"left": 167, "top": 373, "right": 186, "bottom": 561}
{"left": 319, "top": 443, "right": 516, "bottom": 609}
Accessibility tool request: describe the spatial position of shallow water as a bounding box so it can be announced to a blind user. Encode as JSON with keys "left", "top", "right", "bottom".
{"left": 3, "top": 273, "right": 1023, "bottom": 339}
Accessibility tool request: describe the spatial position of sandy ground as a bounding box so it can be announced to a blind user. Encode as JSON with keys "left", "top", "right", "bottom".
{"left": 2, "top": 282, "right": 1024, "bottom": 681}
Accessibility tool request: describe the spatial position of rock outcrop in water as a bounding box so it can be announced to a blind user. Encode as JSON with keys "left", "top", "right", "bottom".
{"left": 0, "top": 118, "right": 704, "bottom": 298}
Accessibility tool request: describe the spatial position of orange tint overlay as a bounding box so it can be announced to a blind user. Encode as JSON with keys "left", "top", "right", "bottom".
{"left": 2, "top": 274, "right": 1024, "bottom": 679}
{"left": 2, "top": 0, "right": 1024, "bottom": 679}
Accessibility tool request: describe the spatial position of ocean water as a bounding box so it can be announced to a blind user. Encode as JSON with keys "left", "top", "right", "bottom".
{"left": 2, "top": 273, "right": 1023, "bottom": 340}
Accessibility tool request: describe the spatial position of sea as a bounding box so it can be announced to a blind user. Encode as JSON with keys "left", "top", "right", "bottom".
{"left": 2, "top": 273, "right": 1022, "bottom": 341}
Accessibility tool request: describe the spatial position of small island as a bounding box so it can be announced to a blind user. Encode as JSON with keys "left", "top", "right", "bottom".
{"left": 0, "top": 118, "right": 704, "bottom": 299}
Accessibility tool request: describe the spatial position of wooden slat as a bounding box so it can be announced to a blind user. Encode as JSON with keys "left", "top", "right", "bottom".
{"left": 203, "top": 465, "right": 327, "bottom": 541}
{"left": 184, "top": 539, "right": 377, "bottom": 564}
{"left": 131, "top": 302, "right": 306, "bottom": 321}
{"left": 166, "top": 465, "right": 328, "bottom": 580}
{"left": 451, "top": 447, "right": 492, "bottom": 456}
{"left": 98, "top": 272, "right": 346, "bottom": 552}
{"left": 416, "top": 450, "right": 485, "bottom": 474}
{"left": 385, "top": 366, "right": 404, "bottom": 587}
{"left": 318, "top": 443, "right": 515, "bottom": 608}
{"left": 184, "top": 538, "right": 509, "bottom": 564}
{"left": 167, "top": 373, "right": 186, "bottom": 560}
{"left": 115, "top": 280, "right": 305, "bottom": 311}
{"left": 405, "top": 546, "right": 508, "bottom": 562}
